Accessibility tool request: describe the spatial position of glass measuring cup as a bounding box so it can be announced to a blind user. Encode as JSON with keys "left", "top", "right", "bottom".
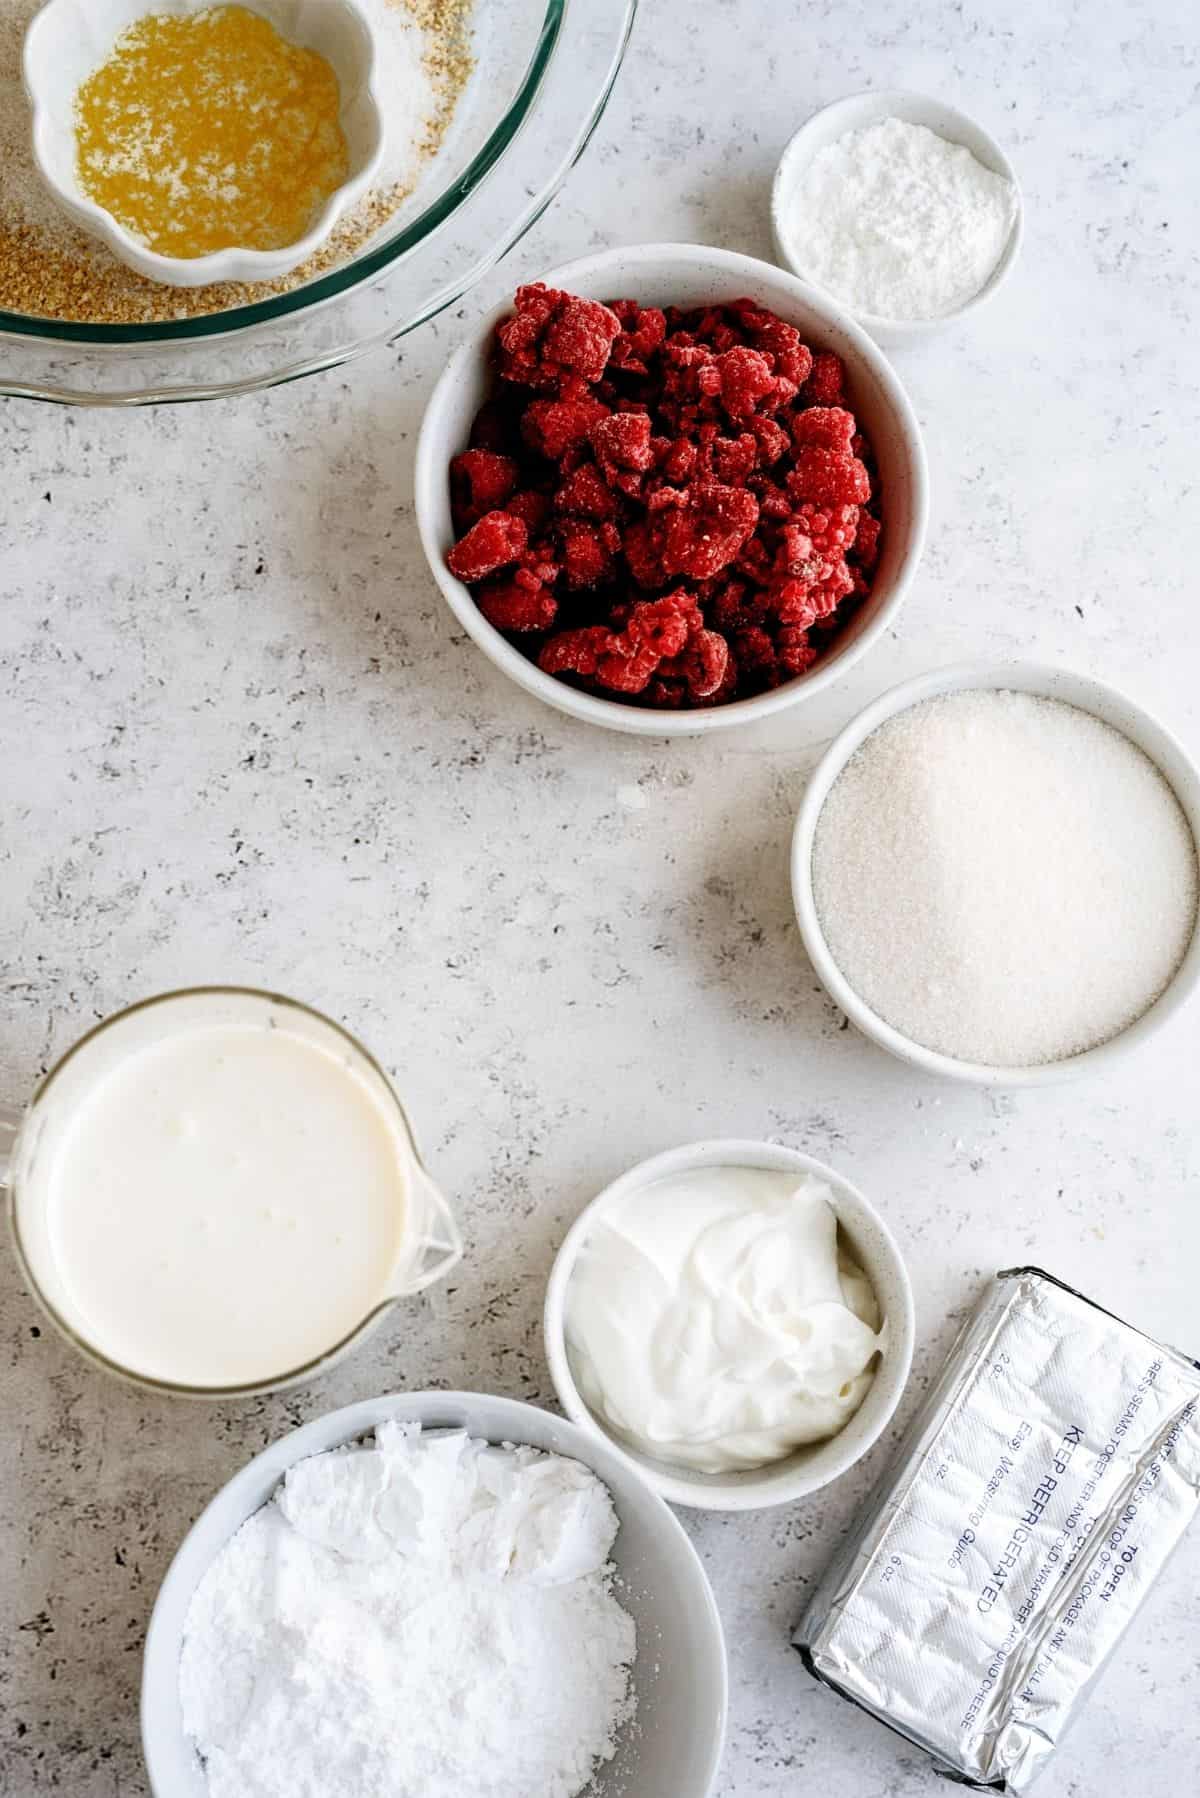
{"left": 1, "top": 988, "right": 462, "bottom": 1397}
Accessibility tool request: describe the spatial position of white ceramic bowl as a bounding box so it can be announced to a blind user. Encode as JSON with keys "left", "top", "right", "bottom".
{"left": 141, "top": 1391, "right": 728, "bottom": 1796}
{"left": 544, "top": 1140, "right": 915, "bottom": 1511}
{"left": 414, "top": 242, "right": 929, "bottom": 736}
{"left": 771, "top": 90, "right": 1023, "bottom": 347}
{"left": 792, "top": 660, "right": 1200, "bottom": 1086}
{"left": 24, "top": 0, "right": 385, "bottom": 289}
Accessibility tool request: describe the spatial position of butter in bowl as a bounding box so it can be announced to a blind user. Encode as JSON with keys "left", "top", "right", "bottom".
{"left": 23, "top": 0, "right": 385, "bottom": 286}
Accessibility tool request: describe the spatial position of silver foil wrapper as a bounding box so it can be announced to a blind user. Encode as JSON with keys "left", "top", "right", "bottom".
{"left": 795, "top": 1267, "right": 1200, "bottom": 1790}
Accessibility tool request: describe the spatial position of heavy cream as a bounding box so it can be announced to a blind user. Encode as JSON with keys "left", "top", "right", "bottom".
{"left": 35, "top": 1017, "right": 411, "bottom": 1387}
{"left": 565, "top": 1167, "right": 882, "bottom": 1474}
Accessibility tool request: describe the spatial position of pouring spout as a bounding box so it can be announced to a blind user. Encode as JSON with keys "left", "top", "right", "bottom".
{"left": 386, "top": 1162, "right": 463, "bottom": 1299}
{"left": 0, "top": 1100, "right": 22, "bottom": 1192}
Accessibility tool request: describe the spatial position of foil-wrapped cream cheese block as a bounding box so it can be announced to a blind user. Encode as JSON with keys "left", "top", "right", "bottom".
{"left": 795, "top": 1267, "right": 1200, "bottom": 1791}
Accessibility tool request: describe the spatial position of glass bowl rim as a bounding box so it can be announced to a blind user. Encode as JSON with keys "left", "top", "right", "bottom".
{"left": 0, "top": 0, "right": 565, "bottom": 347}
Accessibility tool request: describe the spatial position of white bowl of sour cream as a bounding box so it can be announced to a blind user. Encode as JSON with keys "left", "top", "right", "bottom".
{"left": 544, "top": 1140, "right": 914, "bottom": 1511}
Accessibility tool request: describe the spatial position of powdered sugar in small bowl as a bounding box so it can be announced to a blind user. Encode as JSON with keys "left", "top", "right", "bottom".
{"left": 141, "top": 1391, "right": 727, "bottom": 1797}
{"left": 771, "top": 91, "right": 1023, "bottom": 347}
{"left": 792, "top": 661, "right": 1200, "bottom": 1086}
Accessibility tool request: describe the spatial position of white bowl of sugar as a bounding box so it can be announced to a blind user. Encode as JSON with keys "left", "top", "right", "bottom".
{"left": 791, "top": 661, "right": 1200, "bottom": 1086}
{"left": 771, "top": 91, "right": 1023, "bottom": 347}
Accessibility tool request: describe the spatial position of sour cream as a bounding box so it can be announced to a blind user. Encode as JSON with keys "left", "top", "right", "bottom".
{"left": 565, "top": 1167, "right": 881, "bottom": 1473}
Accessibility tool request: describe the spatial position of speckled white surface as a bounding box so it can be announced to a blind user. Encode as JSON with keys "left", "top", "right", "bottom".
{"left": 1, "top": 1, "right": 1197, "bottom": 1793}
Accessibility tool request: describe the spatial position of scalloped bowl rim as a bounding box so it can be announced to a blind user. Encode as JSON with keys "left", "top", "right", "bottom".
{"left": 23, "top": 0, "right": 386, "bottom": 288}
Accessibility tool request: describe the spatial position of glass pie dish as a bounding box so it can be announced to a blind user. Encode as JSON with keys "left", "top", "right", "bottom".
{"left": 0, "top": 0, "right": 637, "bottom": 406}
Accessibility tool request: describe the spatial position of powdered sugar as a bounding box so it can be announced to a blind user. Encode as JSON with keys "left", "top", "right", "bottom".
{"left": 786, "top": 116, "right": 1017, "bottom": 321}
{"left": 179, "top": 1423, "right": 637, "bottom": 1798}
{"left": 812, "top": 690, "right": 1198, "bottom": 1067}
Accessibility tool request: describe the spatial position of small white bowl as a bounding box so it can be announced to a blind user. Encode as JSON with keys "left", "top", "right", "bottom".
{"left": 141, "top": 1391, "right": 728, "bottom": 1797}
{"left": 544, "top": 1140, "right": 915, "bottom": 1511}
{"left": 24, "top": 0, "right": 385, "bottom": 289}
{"left": 771, "top": 90, "right": 1023, "bottom": 347}
{"left": 791, "top": 660, "right": 1200, "bottom": 1086}
{"left": 414, "top": 242, "right": 929, "bottom": 737}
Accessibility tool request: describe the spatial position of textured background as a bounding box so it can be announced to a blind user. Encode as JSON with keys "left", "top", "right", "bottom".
{"left": 1, "top": 0, "right": 1197, "bottom": 1792}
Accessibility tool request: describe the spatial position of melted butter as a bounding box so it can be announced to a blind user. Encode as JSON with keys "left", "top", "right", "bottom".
{"left": 74, "top": 5, "right": 350, "bottom": 259}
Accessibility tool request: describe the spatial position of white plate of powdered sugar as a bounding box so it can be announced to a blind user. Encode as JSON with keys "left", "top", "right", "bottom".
{"left": 771, "top": 90, "right": 1023, "bottom": 345}
{"left": 792, "top": 661, "right": 1200, "bottom": 1085}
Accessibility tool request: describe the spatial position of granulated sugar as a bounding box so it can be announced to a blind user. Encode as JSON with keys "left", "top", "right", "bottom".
{"left": 811, "top": 690, "right": 1198, "bottom": 1067}
{"left": 179, "top": 1423, "right": 637, "bottom": 1798}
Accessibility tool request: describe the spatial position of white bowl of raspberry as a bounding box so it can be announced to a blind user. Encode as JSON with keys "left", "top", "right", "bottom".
{"left": 414, "top": 243, "right": 929, "bottom": 736}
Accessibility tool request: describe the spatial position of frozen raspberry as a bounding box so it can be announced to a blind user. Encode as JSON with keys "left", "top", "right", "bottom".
{"left": 589, "top": 594, "right": 701, "bottom": 694}
{"left": 788, "top": 446, "right": 870, "bottom": 507}
{"left": 450, "top": 449, "right": 519, "bottom": 528}
{"left": 624, "top": 592, "right": 698, "bottom": 659}
{"left": 539, "top": 626, "right": 617, "bottom": 678}
{"left": 705, "top": 579, "right": 767, "bottom": 635}
{"left": 559, "top": 520, "right": 616, "bottom": 589}
{"left": 774, "top": 522, "right": 820, "bottom": 579}
{"left": 790, "top": 501, "right": 860, "bottom": 563}
{"left": 609, "top": 301, "right": 667, "bottom": 371}
{"left": 801, "top": 350, "right": 846, "bottom": 407}
{"left": 750, "top": 476, "right": 793, "bottom": 520}
{"left": 852, "top": 512, "right": 883, "bottom": 570}
{"left": 713, "top": 346, "right": 776, "bottom": 419}
{"left": 753, "top": 318, "right": 813, "bottom": 388}
{"left": 771, "top": 556, "right": 854, "bottom": 628}
{"left": 665, "top": 627, "right": 731, "bottom": 700}
{"left": 543, "top": 292, "right": 622, "bottom": 382}
{"left": 710, "top": 433, "right": 758, "bottom": 484}
{"left": 497, "top": 284, "right": 621, "bottom": 388}
{"left": 748, "top": 416, "right": 791, "bottom": 466}
{"left": 731, "top": 626, "right": 781, "bottom": 691}
{"left": 791, "top": 407, "right": 856, "bottom": 451}
{"left": 561, "top": 521, "right": 626, "bottom": 589}
{"left": 590, "top": 409, "right": 654, "bottom": 472}
{"left": 521, "top": 396, "right": 610, "bottom": 461}
{"left": 660, "top": 437, "right": 698, "bottom": 484}
{"left": 554, "top": 462, "right": 620, "bottom": 520}
{"left": 477, "top": 579, "right": 558, "bottom": 634}
{"left": 447, "top": 509, "right": 528, "bottom": 583}
{"left": 514, "top": 540, "right": 561, "bottom": 589}
{"left": 776, "top": 624, "right": 819, "bottom": 677}
{"left": 662, "top": 482, "right": 759, "bottom": 581}
{"left": 506, "top": 490, "right": 553, "bottom": 536}
{"left": 662, "top": 340, "right": 722, "bottom": 409}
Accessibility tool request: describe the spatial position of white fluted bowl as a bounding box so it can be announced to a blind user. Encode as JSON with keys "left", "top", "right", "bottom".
{"left": 24, "top": 0, "right": 384, "bottom": 288}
